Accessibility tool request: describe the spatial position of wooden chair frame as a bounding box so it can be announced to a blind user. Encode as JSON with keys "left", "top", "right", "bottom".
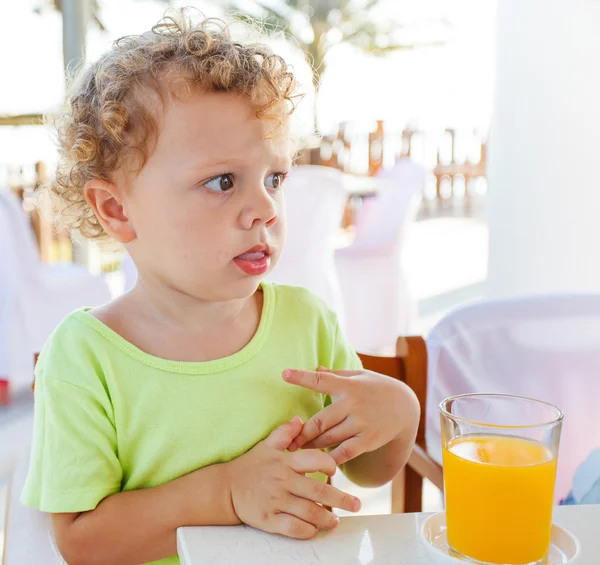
{"left": 358, "top": 337, "right": 443, "bottom": 513}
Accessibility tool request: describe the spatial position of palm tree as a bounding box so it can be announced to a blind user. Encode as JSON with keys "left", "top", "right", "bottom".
{"left": 41, "top": 0, "right": 445, "bottom": 90}
{"left": 227, "top": 0, "right": 447, "bottom": 89}
{"left": 224, "top": 0, "right": 447, "bottom": 137}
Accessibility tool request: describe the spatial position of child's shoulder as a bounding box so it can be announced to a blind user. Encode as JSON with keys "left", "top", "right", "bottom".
{"left": 35, "top": 307, "right": 115, "bottom": 386}
{"left": 43, "top": 307, "right": 102, "bottom": 346}
{"left": 44, "top": 293, "right": 135, "bottom": 350}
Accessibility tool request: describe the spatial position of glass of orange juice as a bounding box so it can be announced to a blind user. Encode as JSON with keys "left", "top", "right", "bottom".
{"left": 440, "top": 393, "right": 563, "bottom": 565}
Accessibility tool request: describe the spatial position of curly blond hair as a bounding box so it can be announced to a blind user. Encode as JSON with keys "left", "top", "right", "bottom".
{"left": 50, "top": 9, "right": 299, "bottom": 239}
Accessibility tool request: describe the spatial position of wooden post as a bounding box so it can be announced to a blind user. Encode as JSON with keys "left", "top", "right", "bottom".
{"left": 397, "top": 336, "right": 429, "bottom": 513}
{"left": 368, "top": 120, "right": 384, "bottom": 177}
{"left": 31, "top": 162, "right": 54, "bottom": 263}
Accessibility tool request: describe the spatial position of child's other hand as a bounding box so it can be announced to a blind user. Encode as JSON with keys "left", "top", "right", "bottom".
{"left": 283, "top": 368, "right": 415, "bottom": 465}
{"left": 225, "top": 417, "right": 361, "bottom": 539}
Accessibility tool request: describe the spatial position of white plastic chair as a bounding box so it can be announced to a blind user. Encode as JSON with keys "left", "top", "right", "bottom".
{"left": 268, "top": 165, "right": 348, "bottom": 322}
{"left": 335, "top": 159, "right": 426, "bottom": 353}
{"left": 424, "top": 294, "right": 600, "bottom": 503}
{"left": 120, "top": 252, "right": 137, "bottom": 293}
{"left": 0, "top": 190, "right": 111, "bottom": 392}
{"left": 3, "top": 447, "right": 63, "bottom": 565}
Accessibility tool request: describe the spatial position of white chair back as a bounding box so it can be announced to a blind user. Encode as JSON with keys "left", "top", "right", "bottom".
{"left": 349, "top": 158, "right": 424, "bottom": 254}
{"left": 335, "top": 160, "right": 426, "bottom": 352}
{"left": 0, "top": 190, "right": 42, "bottom": 286}
{"left": 120, "top": 252, "right": 138, "bottom": 293}
{"left": 269, "top": 165, "right": 348, "bottom": 318}
{"left": 0, "top": 192, "right": 35, "bottom": 382}
{"left": 425, "top": 294, "right": 600, "bottom": 502}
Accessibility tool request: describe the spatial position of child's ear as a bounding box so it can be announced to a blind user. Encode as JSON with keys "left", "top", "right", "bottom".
{"left": 84, "top": 179, "right": 136, "bottom": 243}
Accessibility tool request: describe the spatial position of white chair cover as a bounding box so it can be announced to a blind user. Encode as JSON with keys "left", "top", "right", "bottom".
{"left": 269, "top": 165, "right": 348, "bottom": 322}
{"left": 120, "top": 251, "right": 137, "bottom": 293}
{"left": 3, "top": 447, "right": 62, "bottom": 565}
{"left": 0, "top": 189, "right": 111, "bottom": 390}
{"left": 0, "top": 196, "right": 25, "bottom": 382}
{"left": 335, "top": 159, "right": 425, "bottom": 353}
{"left": 425, "top": 294, "right": 600, "bottom": 503}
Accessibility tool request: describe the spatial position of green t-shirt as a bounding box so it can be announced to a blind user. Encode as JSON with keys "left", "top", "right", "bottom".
{"left": 22, "top": 282, "right": 361, "bottom": 565}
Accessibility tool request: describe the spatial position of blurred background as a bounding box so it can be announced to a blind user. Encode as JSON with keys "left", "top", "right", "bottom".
{"left": 1, "top": 0, "right": 495, "bottom": 332}
{"left": 2, "top": 0, "right": 600, "bottom": 550}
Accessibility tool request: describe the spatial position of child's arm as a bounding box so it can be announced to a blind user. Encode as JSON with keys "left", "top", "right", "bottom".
{"left": 284, "top": 368, "right": 421, "bottom": 487}
{"left": 338, "top": 412, "right": 420, "bottom": 487}
{"left": 51, "top": 462, "right": 235, "bottom": 565}
{"left": 51, "top": 417, "right": 360, "bottom": 565}
{"left": 334, "top": 373, "right": 420, "bottom": 487}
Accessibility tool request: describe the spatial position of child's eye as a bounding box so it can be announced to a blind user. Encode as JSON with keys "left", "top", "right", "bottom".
{"left": 265, "top": 172, "right": 287, "bottom": 190}
{"left": 204, "top": 174, "right": 234, "bottom": 192}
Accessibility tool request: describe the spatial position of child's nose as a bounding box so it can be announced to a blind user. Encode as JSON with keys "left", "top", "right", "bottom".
{"left": 239, "top": 187, "right": 278, "bottom": 230}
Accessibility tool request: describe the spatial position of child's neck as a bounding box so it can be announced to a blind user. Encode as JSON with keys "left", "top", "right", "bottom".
{"left": 129, "top": 280, "right": 253, "bottom": 333}
{"left": 92, "top": 281, "right": 264, "bottom": 363}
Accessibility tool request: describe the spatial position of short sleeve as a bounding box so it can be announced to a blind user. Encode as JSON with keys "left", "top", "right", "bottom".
{"left": 21, "top": 334, "right": 122, "bottom": 513}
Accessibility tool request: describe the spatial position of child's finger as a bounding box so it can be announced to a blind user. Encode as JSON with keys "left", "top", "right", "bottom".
{"left": 290, "top": 476, "right": 361, "bottom": 513}
{"left": 328, "top": 437, "right": 366, "bottom": 466}
{"left": 282, "top": 368, "right": 341, "bottom": 395}
{"left": 289, "top": 448, "right": 337, "bottom": 476}
{"left": 289, "top": 403, "right": 346, "bottom": 451}
{"left": 302, "top": 421, "right": 358, "bottom": 451}
{"left": 318, "top": 366, "right": 362, "bottom": 378}
{"left": 270, "top": 513, "right": 317, "bottom": 540}
{"left": 264, "top": 416, "right": 303, "bottom": 451}
{"left": 281, "top": 495, "right": 341, "bottom": 531}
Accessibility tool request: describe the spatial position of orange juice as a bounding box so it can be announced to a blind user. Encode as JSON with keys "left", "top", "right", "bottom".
{"left": 442, "top": 434, "right": 557, "bottom": 564}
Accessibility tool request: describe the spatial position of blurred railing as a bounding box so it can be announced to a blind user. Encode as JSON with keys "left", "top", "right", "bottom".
{"left": 2, "top": 122, "right": 487, "bottom": 264}
{"left": 297, "top": 121, "right": 488, "bottom": 215}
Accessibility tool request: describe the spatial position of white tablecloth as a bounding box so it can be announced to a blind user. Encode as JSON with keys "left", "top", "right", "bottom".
{"left": 178, "top": 505, "right": 598, "bottom": 565}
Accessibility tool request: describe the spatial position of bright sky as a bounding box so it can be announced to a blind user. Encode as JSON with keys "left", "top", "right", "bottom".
{"left": 0, "top": 0, "right": 497, "bottom": 169}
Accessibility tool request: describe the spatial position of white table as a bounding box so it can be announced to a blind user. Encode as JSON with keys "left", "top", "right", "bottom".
{"left": 178, "top": 505, "right": 599, "bottom": 564}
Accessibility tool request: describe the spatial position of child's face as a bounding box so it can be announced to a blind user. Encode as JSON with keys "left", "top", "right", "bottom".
{"left": 120, "top": 91, "right": 292, "bottom": 302}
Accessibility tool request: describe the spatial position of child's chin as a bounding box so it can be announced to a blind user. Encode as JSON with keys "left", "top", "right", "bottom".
{"left": 226, "top": 277, "right": 265, "bottom": 298}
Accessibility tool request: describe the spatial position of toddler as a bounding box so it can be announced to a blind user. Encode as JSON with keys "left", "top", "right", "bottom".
{"left": 22, "top": 10, "right": 420, "bottom": 565}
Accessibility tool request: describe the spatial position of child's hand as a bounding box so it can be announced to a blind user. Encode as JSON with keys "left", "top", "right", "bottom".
{"left": 225, "top": 416, "right": 361, "bottom": 539}
{"left": 283, "top": 368, "right": 415, "bottom": 466}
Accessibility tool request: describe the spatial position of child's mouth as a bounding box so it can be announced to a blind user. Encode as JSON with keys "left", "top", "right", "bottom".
{"left": 233, "top": 246, "right": 271, "bottom": 276}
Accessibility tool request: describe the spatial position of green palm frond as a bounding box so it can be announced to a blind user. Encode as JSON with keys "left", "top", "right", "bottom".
{"left": 233, "top": 11, "right": 291, "bottom": 35}
{"left": 42, "top": 0, "right": 448, "bottom": 89}
{"left": 227, "top": 0, "right": 447, "bottom": 84}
